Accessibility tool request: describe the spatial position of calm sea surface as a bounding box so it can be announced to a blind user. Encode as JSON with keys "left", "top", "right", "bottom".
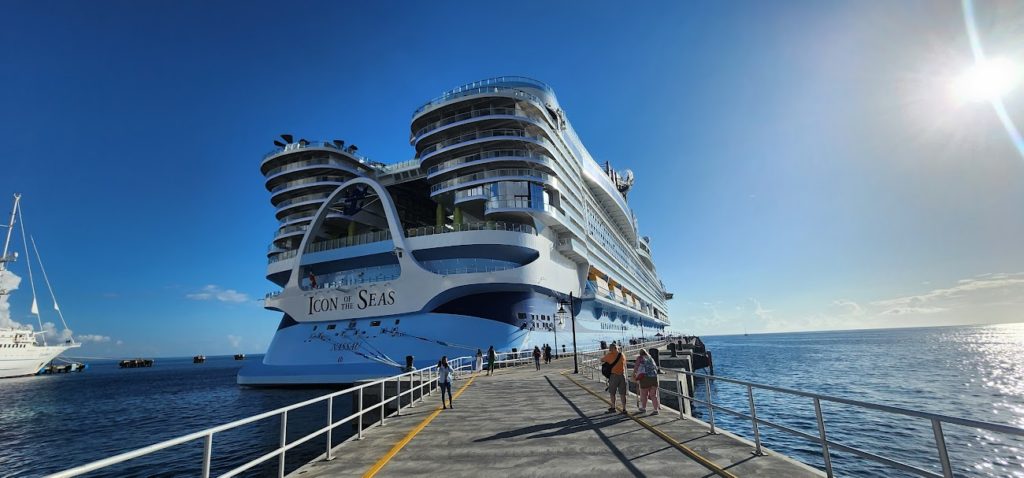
{"left": 697, "top": 323, "right": 1024, "bottom": 477}
{"left": 1, "top": 324, "right": 1022, "bottom": 477}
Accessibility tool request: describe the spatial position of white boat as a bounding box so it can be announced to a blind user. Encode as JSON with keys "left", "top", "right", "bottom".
{"left": 240, "top": 77, "right": 672, "bottom": 385}
{"left": 0, "top": 194, "right": 79, "bottom": 379}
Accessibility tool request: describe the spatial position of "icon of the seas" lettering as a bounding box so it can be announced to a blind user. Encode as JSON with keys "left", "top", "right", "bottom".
{"left": 307, "top": 289, "right": 396, "bottom": 315}
{"left": 358, "top": 289, "right": 396, "bottom": 309}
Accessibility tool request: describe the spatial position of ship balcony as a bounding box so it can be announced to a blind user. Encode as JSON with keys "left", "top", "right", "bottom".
{"left": 412, "top": 106, "right": 539, "bottom": 143}
{"left": 269, "top": 176, "right": 349, "bottom": 202}
{"left": 556, "top": 236, "right": 587, "bottom": 264}
{"left": 264, "top": 160, "right": 367, "bottom": 185}
{"left": 417, "top": 129, "right": 555, "bottom": 165}
{"left": 273, "top": 193, "right": 332, "bottom": 218}
{"left": 426, "top": 150, "right": 553, "bottom": 180}
{"left": 429, "top": 168, "right": 552, "bottom": 197}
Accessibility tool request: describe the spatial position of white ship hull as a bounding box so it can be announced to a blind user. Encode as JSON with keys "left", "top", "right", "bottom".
{"left": 0, "top": 343, "right": 79, "bottom": 379}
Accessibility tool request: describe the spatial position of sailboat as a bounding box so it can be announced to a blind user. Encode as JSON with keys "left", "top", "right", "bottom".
{"left": 0, "top": 194, "right": 80, "bottom": 378}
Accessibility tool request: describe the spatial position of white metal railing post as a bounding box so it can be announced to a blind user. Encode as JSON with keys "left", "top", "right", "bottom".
{"left": 380, "top": 381, "right": 386, "bottom": 426}
{"left": 358, "top": 388, "right": 364, "bottom": 440}
{"left": 747, "top": 385, "right": 764, "bottom": 456}
{"left": 325, "top": 397, "right": 334, "bottom": 461}
{"left": 932, "top": 419, "right": 954, "bottom": 478}
{"left": 676, "top": 373, "right": 689, "bottom": 418}
{"left": 396, "top": 376, "right": 402, "bottom": 416}
{"left": 814, "top": 398, "right": 834, "bottom": 478}
{"left": 201, "top": 433, "right": 213, "bottom": 478}
{"left": 704, "top": 377, "right": 716, "bottom": 434}
{"left": 278, "top": 411, "right": 288, "bottom": 478}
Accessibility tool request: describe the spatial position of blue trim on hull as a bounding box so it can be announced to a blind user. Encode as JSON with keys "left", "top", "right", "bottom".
{"left": 238, "top": 300, "right": 663, "bottom": 385}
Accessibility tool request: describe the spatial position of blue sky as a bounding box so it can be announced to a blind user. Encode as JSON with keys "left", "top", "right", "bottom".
{"left": 1, "top": 1, "right": 1022, "bottom": 357}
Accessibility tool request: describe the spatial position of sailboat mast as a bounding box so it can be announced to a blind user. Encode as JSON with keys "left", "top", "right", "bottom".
{"left": 0, "top": 193, "right": 20, "bottom": 273}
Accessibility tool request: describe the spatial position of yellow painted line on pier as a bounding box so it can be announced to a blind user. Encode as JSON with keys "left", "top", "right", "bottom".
{"left": 561, "top": 371, "right": 739, "bottom": 478}
{"left": 362, "top": 373, "right": 478, "bottom": 478}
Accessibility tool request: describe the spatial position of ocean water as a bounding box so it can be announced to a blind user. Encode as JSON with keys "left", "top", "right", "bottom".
{"left": 0, "top": 356, "right": 353, "bottom": 477}
{"left": 1, "top": 324, "right": 1022, "bottom": 477}
{"left": 695, "top": 323, "right": 1024, "bottom": 477}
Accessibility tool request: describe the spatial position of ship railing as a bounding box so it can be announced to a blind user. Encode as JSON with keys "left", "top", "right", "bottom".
{"left": 575, "top": 348, "right": 1024, "bottom": 478}
{"left": 413, "top": 76, "right": 551, "bottom": 116}
{"left": 262, "top": 140, "right": 374, "bottom": 164}
{"left": 269, "top": 222, "right": 536, "bottom": 264}
{"left": 46, "top": 349, "right": 538, "bottom": 478}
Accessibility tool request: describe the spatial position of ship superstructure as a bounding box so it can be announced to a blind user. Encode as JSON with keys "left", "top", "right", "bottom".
{"left": 240, "top": 77, "right": 672, "bottom": 385}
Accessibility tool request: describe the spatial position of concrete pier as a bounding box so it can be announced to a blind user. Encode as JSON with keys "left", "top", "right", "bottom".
{"left": 290, "top": 356, "right": 822, "bottom": 478}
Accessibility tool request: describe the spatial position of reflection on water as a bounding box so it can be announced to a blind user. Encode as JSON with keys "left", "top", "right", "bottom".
{"left": 699, "top": 323, "right": 1024, "bottom": 477}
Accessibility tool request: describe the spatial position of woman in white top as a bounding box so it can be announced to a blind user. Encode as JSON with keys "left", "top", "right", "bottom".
{"left": 438, "top": 356, "right": 454, "bottom": 409}
{"left": 475, "top": 349, "right": 483, "bottom": 371}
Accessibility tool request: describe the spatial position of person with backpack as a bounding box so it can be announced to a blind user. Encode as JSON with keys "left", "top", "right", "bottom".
{"left": 634, "top": 348, "right": 661, "bottom": 415}
{"left": 601, "top": 343, "right": 627, "bottom": 413}
{"left": 437, "top": 356, "right": 454, "bottom": 409}
{"left": 533, "top": 346, "right": 542, "bottom": 370}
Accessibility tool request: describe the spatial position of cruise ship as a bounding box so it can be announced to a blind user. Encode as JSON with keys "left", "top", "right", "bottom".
{"left": 239, "top": 77, "right": 672, "bottom": 385}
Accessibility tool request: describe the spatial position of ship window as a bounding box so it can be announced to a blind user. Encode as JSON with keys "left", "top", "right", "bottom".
{"left": 327, "top": 324, "right": 337, "bottom": 330}
{"left": 371, "top": 320, "right": 381, "bottom": 327}
{"left": 517, "top": 312, "right": 526, "bottom": 321}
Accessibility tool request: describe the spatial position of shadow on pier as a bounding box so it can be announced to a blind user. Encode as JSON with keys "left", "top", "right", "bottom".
{"left": 289, "top": 352, "right": 822, "bottom": 478}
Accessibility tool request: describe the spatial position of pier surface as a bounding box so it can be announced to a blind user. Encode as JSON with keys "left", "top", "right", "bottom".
{"left": 290, "top": 358, "right": 822, "bottom": 478}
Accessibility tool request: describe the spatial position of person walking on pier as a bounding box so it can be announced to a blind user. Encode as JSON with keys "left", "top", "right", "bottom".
{"left": 634, "top": 349, "right": 661, "bottom": 415}
{"left": 601, "top": 344, "right": 627, "bottom": 413}
{"left": 475, "top": 349, "right": 483, "bottom": 372}
{"left": 543, "top": 344, "right": 551, "bottom": 364}
{"left": 533, "top": 346, "right": 542, "bottom": 370}
{"left": 487, "top": 346, "right": 496, "bottom": 376}
{"left": 438, "top": 356, "right": 454, "bottom": 409}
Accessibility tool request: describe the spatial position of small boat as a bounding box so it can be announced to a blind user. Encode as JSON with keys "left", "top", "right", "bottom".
{"left": 193, "top": 355, "right": 206, "bottom": 364}
{"left": 234, "top": 354, "right": 245, "bottom": 361}
{"left": 119, "top": 358, "right": 153, "bottom": 368}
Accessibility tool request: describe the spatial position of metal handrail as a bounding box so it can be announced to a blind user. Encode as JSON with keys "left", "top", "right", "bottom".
{"left": 576, "top": 348, "right": 1024, "bottom": 478}
{"left": 47, "top": 350, "right": 538, "bottom": 478}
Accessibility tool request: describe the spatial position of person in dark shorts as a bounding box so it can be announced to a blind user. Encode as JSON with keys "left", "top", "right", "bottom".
{"left": 601, "top": 344, "right": 627, "bottom": 413}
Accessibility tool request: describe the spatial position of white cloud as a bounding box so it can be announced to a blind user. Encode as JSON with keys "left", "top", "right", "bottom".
{"left": 116, "top": 340, "right": 124, "bottom": 346}
{"left": 227, "top": 334, "right": 242, "bottom": 349}
{"left": 748, "top": 297, "right": 773, "bottom": 322}
{"left": 40, "top": 322, "right": 74, "bottom": 343}
{"left": 831, "top": 299, "right": 865, "bottom": 316}
{"left": 871, "top": 273, "right": 1024, "bottom": 310}
{"left": 77, "top": 334, "right": 112, "bottom": 343}
{"left": 187, "top": 285, "right": 250, "bottom": 303}
{"left": 0, "top": 271, "right": 28, "bottom": 330}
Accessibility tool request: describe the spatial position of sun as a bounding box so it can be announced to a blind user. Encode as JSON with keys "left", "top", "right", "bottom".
{"left": 953, "top": 57, "right": 1023, "bottom": 102}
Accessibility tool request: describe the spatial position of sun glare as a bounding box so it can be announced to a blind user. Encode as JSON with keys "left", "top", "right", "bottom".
{"left": 953, "top": 57, "right": 1023, "bottom": 102}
